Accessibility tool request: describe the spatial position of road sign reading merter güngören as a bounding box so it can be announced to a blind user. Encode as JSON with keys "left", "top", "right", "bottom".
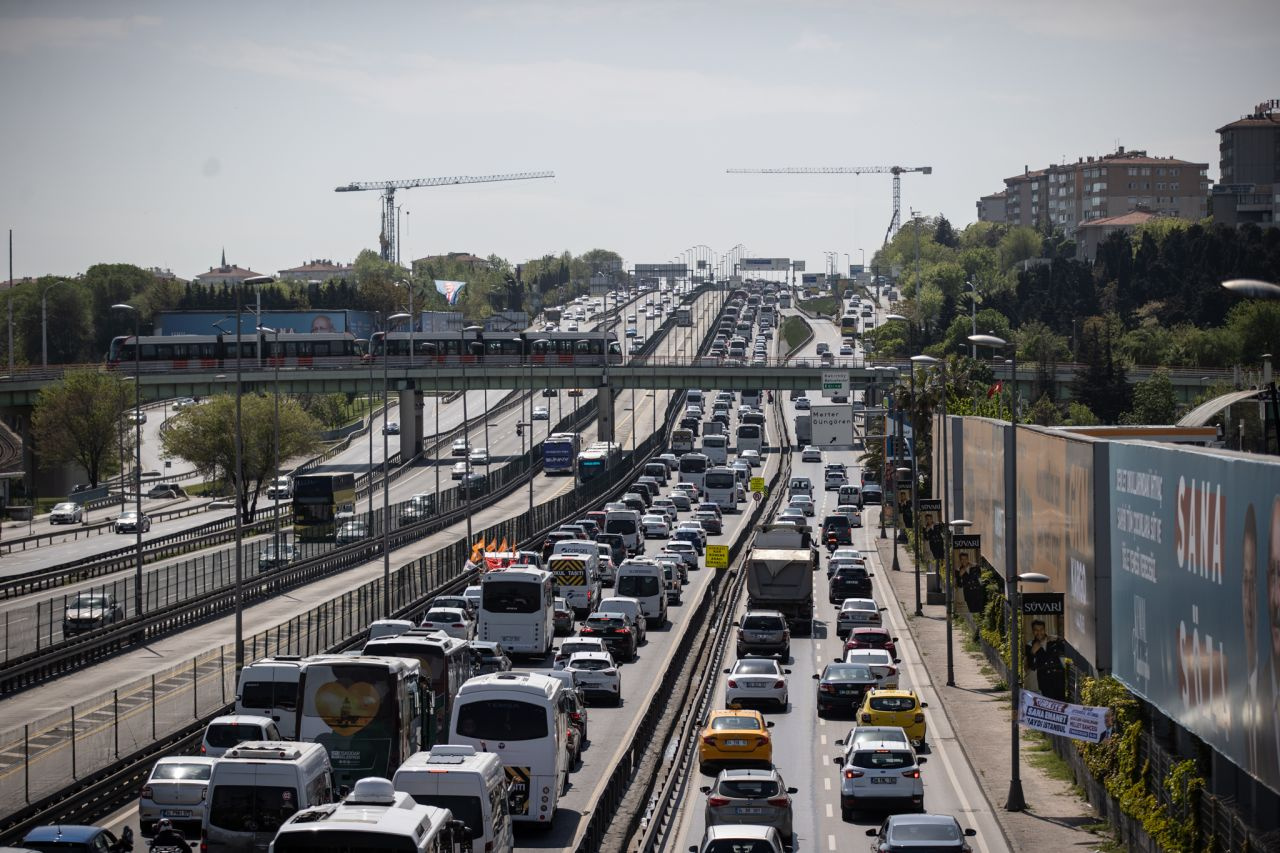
{"left": 705, "top": 545, "right": 731, "bottom": 568}
{"left": 810, "top": 405, "right": 855, "bottom": 446}
{"left": 821, "top": 370, "right": 848, "bottom": 398}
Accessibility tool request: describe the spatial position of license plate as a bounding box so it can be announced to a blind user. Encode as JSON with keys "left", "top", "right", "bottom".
{"left": 736, "top": 806, "right": 764, "bottom": 814}
{"left": 870, "top": 777, "right": 897, "bottom": 785}
{"left": 502, "top": 635, "right": 520, "bottom": 642}
{"left": 161, "top": 809, "right": 192, "bottom": 817}
{"left": 725, "top": 739, "right": 748, "bottom": 746}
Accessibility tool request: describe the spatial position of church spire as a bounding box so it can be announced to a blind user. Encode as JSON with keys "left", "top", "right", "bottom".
{"left": 221, "top": 247, "right": 227, "bottom": 270}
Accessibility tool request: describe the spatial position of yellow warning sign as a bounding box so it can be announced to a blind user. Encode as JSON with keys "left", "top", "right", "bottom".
{"left": 749, "top": 477, "right": 766, "bottom": 494}
{"left": 706, "top": 545, "right": 730, "bottom": 569}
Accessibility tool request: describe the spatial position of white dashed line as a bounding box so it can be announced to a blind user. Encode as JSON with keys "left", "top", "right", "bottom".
{"left": 824, "top": 777, "right": 831, "bottom": 791}
{"left": 828, "top": 834, "right": 837, "bottom": 850}
{"left": 825, "top": 802, "right": 833, "bottom": 818}
{"left": 819, "top": 734, "right": 826, "bottom": 745}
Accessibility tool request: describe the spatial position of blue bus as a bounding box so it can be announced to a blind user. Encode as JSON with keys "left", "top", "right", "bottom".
{"left": 543, "top": 432, "right": 580, "bottom": 476}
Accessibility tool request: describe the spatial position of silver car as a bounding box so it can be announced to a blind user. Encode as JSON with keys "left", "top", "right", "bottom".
{"left": 701, "top": 767, "right": 796, "bottom": 843}
{"left": 724, "top": 658, "right": 790, "bottom": 711}
{"left": 836, "top": 598, "right": 886, "bottom": 637}
{"left": 50, "top": 501, "right": 84, "bottom": 524}
{"left": 139, "top": 756, "right": 216, "bottom": 837}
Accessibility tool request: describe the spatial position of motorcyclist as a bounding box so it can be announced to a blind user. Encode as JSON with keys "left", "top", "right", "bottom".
{"left": 150, "top": 819, "right": 191, "bottom": 852}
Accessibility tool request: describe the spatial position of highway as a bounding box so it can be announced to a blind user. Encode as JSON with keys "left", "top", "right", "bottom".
{"left": 0, "top": 284, "right": 721, "bottom": 820}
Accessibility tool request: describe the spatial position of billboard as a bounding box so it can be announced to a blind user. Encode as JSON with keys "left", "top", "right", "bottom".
{"left": 635, "top": 263, "right": 688, "bottom": 276}
{"left": 801, "top": 273, "right": 827, "bottom": 286}
{"left": 1110, "top": 442, "right": 1280, "bottom": 793}
{"left": 741, "top": 257, "right": 790, "bottom": 272}
{"left": 958, "top": 417, "right": 1006, "bottom": 575}
{"left": 155, "top": 310, "right": 374, "bottom": 338}
{"left": 435, "top": 279, "right": 466, "bottom": 305}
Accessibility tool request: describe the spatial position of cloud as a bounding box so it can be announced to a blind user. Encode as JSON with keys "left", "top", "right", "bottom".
{"left": 0, "top": 14, "right": 160, "bottom": 55}
{"left": 196, "top": 40, "right": 869, "bottom": 123}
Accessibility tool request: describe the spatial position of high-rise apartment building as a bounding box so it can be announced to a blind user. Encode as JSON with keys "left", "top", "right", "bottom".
{"left": 1212, "top": 100, "right": 1279, "bottom": 227}
{"left": 977, "top": 147, "right": 1210, "bottom": 236}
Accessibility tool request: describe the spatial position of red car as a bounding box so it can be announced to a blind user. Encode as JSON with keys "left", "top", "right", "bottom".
{"left": 843, "top": 627, "right": 898, "bottom": 659}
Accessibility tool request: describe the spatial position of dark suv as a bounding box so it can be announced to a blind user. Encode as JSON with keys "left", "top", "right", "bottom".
{"left": 829, "top": 565, "right": 874, "bottom": 603}
{"left": 735, "top": 610, "right": 791, "bottom": 659}
{"left": 821, "top": 514, "right": 852, "bottom": 546}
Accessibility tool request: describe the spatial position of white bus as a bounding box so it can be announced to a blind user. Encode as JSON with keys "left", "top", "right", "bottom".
{"left": 477, "top": 568, "right": 555, "bottom": 657}
{"left": 735, "top": 422, "right": 765, "bottom": 454}
{"left": 678, "top": 452, "right": 709, "bottom": 496}
{"left": 271, "top": 777, "right": 470, "bottom": 853}
{"left": 701, "top": 434, "right": 729, "bottom": 465}
{"left": 448, "top": 672, "right": 571, "bottom": 826}
{"left": 703, "top": 466, "right": 740, "bottom": 513}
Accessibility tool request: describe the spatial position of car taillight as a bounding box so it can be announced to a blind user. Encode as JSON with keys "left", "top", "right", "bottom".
{"left": 708, "top": 795, "right": 730, "bottom": 807}
{"left": 200, "top": 744, "right": 207, "bottom": 754}
{"left": 702, "top": 735, "right": 717, "bottom": 746}
{"left": 755, "top": 736, "right": 770, "bottom": 747}
{"left": 141, "top": 785, "right": 152, "bottom": 799}
{"left": 773, "top": 680, "right": 785, "bottom": 689}
{"left": 915, "top": 713, "right": 925, "bottom": 723}
{"left": 783, "top": 629, "right": 790, "bottom": 639}
{"left": 767, "top": 795, "right": 790, "bottom": 807}
{"left": 728, "top": 679, "right": 737, "bottom": 688}
{"left": 617, "top": 627, "right": 631, "bottom": 634}
{"left": 902, "top": 769, "right": 920, "bottom": 779}
{"left": 819, "top": 683, "right": 834, "bottom": 694}
{"left": 582, "top": 627, "right": 595, "bottom": 633}
{"left": 887, "top": 666, "right": 897, "bottom": 676}
{"left": 570, "top": 712, "right": 582, "bottom": 721}
{"left": 844, "top": 769, "right": 863, "bottom": 779}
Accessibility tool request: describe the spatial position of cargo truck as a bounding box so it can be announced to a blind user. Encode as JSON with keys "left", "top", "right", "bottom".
{"left": 745, "top": 548, "right": 814, "bottom": 635}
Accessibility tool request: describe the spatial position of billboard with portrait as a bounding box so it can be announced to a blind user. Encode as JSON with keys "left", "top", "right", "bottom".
{"left": 1110, "top": 442, "right": 1280, "bottom": 793}
{"left": 953, "top": 534, "right": 985, "bottom": 616}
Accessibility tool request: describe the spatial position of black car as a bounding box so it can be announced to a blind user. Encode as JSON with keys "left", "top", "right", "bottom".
{"left": 695, "top": 510, "right": 723, "bottom": 535}
{"left": 578, "top": 612, "right": 638, "bottom": 662}
{"left": 679, "top": 416, "right": 701, "bottom": 436}
{"left": 813, "top": 662, "right": 879, "bottom": 717}
{"left": 829, "top": 565, "right": 874, "bottom": 603}
{"left": 597, "top": 533, "right": 626, "bottom": 568}
{"left": 574, "top": 518, "right": 601, "bottom": 539}
{"left": 821, "top": 514, "right": 852, "bottom": 546}
{"left": 542, "top": 530, "right": 579, "bottom": 561}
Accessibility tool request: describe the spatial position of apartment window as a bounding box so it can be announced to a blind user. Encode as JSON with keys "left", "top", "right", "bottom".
{"left": 1144, "top": 183, "right": 1151, "bottom": 190}
{"left": 1141, "top": 167, "right": 1151, "bottom": 176}
{"left": 1171, "top": 183, "right": 1179, "bottom": 190}
{"left": 1091, "top": 197, "right": 1102, "bottom": 207}
{"left": 1170, "top": 168, "right": 1180, "bottom": 177}
{"left": 1157, "top": 167, "right": 1166, "bottom": 176}
{"left": 1156, "top": 182, "right": 1165, "bottom": 191}
{"left": 1200, "top": 168, "right": 1208, "bottom": 177}
{"left": 1128, "top": 167, "right": 1138, "bottom": 176}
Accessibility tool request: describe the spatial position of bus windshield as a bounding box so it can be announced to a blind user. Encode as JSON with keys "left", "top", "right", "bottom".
{"left": 483, "top": 582, "right": 542, "bottom": 614}
{"left": 679, "top": 457, "right": 707, "bottom": 473}
{"left": 705, "top": 471, "right": 736, "bottom": 489}
{"left": 455, "top": 699, "right": 548, "bottom": 741}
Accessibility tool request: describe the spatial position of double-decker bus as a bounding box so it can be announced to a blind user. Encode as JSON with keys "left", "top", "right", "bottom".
{"left": 577, "top": 442, "right": 621, "bottom": 483}
{"left": 448, "top": 672, "right": 570, "bottom": 826}
{"left": 542, "top": 433, "right": 579, "bottom": 476}
{"left": 477, "top": 568, "right": 555, "bottom": 657}
{"left": 678, "top": 452, "right": 709, "bottom": 496}
{"left": 293, "top": 473, "right": 357, "bottom": 541}
{"left": 296, "top": 655, "right": 425, "bottom": 789}
{"left": 840, "top": 314, "right": 860, "bottom": 339}
{"left": 364, "top": 630, "right": 473, "bottom": 751}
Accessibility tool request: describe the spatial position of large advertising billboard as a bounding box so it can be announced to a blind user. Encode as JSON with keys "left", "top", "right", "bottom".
{"left": 1110, "top": 442, "right": 1280, "bottom": 793}
{"left": 156, "top": 310, "right": 375, "bottom": 338}
{"left": 959, "top": 417, "right": 1006, "bottom": 574}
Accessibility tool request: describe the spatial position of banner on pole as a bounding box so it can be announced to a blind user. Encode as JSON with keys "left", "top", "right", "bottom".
{"left": 1019, "top": 689, "right": 1112, "bottom": 744}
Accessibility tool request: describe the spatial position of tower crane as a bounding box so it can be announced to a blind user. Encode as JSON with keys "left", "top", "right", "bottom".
{"left": 335, "top": 171, "right": 554, "bottom": 262}
{"left": 726, "top": 165, "right": 932, "bottom": 246}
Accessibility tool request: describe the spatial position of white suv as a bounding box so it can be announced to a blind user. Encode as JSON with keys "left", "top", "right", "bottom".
{"left": 836, "top": 739, "right": 926, "bottom": 820}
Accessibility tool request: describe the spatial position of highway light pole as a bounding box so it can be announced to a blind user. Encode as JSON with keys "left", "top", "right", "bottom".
{"left": 1009, "top": 570, "right": 1048, "bottom": 811}
{"left": 257, "top": 325, "right": 282, "bottom": 565}
{"left": 383, "top": 312, "right": 410, "bottom": 616}
{"left": 111, "top": 304, "right": 144, "bottom": 618}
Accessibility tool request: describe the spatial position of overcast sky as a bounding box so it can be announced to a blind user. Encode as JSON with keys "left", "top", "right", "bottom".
{"left": 2, "top": 0, "right": 1275, "bottom": 282}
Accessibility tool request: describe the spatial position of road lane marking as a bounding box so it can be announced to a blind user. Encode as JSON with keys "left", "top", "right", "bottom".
{"left": 828, "top": 834, "right": 837, "bottom": 850}
{"left": 819, "top": 733, "right": 826, "bottom": 745}
{"left": 825, "top": 803, "right": 833, "bottom": 818}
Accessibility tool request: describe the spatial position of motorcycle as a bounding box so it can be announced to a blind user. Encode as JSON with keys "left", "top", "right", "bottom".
{"left": 825, "top": 532, "right": 839, "bottom": 553}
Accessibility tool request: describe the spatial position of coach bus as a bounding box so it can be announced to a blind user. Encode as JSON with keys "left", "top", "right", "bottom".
{"left": 703, "top": 465, "right": 740, "bottom": 513}
{"left": 678, "top": 452, "right": 709, "bottom": 496}
{"left": 364, "top": 630, "right": 472, "bottom": 751}
{"left": 293, "top": 473, "right": 357, "bottom": 541}
{"left": 840, "top": 314, "right": 860, "bottom": 340}
{"left": 448, "top": 672, "right": 571, "bottom": 826}
{"left": 296, "top": 654, "right": 425, "bottom": 789}
{"left": 477, "top": 568, "right": 555, "bottom": 658}
{"left": 542, "top": 433, "right": 579, "bottom": 476}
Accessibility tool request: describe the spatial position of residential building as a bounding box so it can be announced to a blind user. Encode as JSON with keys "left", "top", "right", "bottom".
{"left": 193, "top": 250, "right": 267, "bottom": 287}
{"left": 1212, "top": 99, "right": 1279, "bottom": 228}
{"left": 1074, "top": 209, "right": 1159, "bottom": 262}
{"left": 277, "top": 259, "right": 354, "bottom": 282}
{"left": 975, "top": 190, "right": 1008, "bottom": 224}
{"left": 978, "top": 147, "right": 1210, "bottom": 236}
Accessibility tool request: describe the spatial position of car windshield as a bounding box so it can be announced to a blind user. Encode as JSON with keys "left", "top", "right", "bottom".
{"left": 71, "top": 595, "right": 109, "bottom": 608}
{"left": 152, "top": 761, "right": 213, "bottom": 780}
{"left": 205, "top": 723, "right": 263, "bottom": 748}
{"left": 734, "top": 660, "right": 778, "bottom": 675}
{"left": 742, "top": 615, "right": 783, "bottom": 631}
{"left": 710, "top": 716, "right": 762, "bottom": 731}
{"left": 889, "top": 821, "right": 963, "bottom": 842}
{"left": 869, "top": 695, "right": 918, "bottom": 712}
{"left": 851, "top": 750, "right": 915, "bottom": 770}
{"left": 826, "top": 665, "right": 874, "bottom": 681}
{"left": 570, "top": 658, "right": 612, "bottom": 671}
{"left": 719, "top": 778, "right": 780, "bottom": 799}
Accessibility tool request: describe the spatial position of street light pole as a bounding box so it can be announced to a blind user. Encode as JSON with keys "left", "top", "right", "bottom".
{"left": 383, "top": 312, "right": 410, "bottom": 616}
{"left": 257, "top": 325, "right": 282, "bottom": 564}
{"left": 111, "top": 304, "right": 144, "bottom": 618}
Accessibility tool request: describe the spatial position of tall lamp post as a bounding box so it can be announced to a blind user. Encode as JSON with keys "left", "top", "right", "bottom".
{"left": 110, "top": 304, "right": 144, "bottom": 618}
{"left": 1008, "top": 570, "right": 1049, "bottom": 811}
{"left": 41, "top": 280, "right": 69, "bottom": 370}
{"left": 257, "top": 325, "right": 283, "bottom": 563}
{"left": 944, "top": 518, "right": 971, "bottom": 688}
{"left": 383, "top": 312, "right": 410, "bottom": 616}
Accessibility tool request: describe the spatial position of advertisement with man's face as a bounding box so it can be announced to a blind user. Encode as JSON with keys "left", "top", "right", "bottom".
{"left": 1110, "top": 442, "right": 1280, "bottom": 793}
{"left": 953, "top": 534, "right": 986, "bottom": 615}
{"left": 1022, "top": 592, "right": 1067, "bottom": 701}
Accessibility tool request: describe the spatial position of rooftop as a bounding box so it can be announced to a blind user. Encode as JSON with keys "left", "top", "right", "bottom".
{"left": 1077, "top": 209, "right": 1159, "bottom": 229}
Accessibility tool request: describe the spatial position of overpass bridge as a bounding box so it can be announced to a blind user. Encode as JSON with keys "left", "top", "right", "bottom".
{"left": 0, "top": 357, "right": 1238, "bottom": 406}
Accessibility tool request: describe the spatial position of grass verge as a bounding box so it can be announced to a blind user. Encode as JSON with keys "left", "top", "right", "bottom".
{"left": 781, "top": 316, "right": 810, "bottom": 354}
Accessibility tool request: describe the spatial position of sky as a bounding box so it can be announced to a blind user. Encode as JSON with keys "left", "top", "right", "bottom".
{"left": 1, "top": 0, "right": 1277, "bottom": 282}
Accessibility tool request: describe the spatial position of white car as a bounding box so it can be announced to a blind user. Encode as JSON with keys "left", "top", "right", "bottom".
{"left": 740, "top": 449, "right": 762, "bottom": 468}
{"left": 641, "top": 514, "right": 671, "bottom": 538}
{"left": 661, "top": 562, "right": 683, "bottom": 604}
{"left": 801, "top": 445, "right": 822, "bottom": 463}
{"left": 669, "top": 491, "right": 693, "bottom": 512}
{"left": 451, "top": 438, "right": 469, "bottom": 457}
{"left": 451, "top": 461, "right": 468, "bottom": 480}
{"left": 663, "top": 540, "right": 699, "bottom": 569}
{"left": 824, "top": 470, "right": 848, "bottom": 490}
{"left": 419, "top": 607, "right": 475, "bottom": 640}
{"left": 837, "top": 739, "right": 926, "bottom": 819}
{"left": 650, "top": 498, "right": 679, "bottom": 522}
{"left": 652, "top": 552, "right": 687, "bottom": 584}
{"left": 836, "top": 504, "right": 863, "bottom": 528}
{"left": 842, "top": 648, "right": 900, "bottom": 689}
{"left": 138, "top": 756, "right": 216, "bottom": 837}
{"left": 462, "top": 585, "right": 482, "bottom": 613}
{"left": 533, "top": 405, "right": 550, "bottom": 420}
{"left": 836, "top": 598, "right": 886, "bottom": 636}
{"left": 50, "top": 501, "right": 84, "bottom": 524}
{"left": 795, "top": 397, "right": 812, "bottom": 410}
{"left": 469, "top": 448, "right": 489, "bottom": 465}
{"left": 553, "top": 637, "right": 612, "bottom": 670}
{"left": 787, "top": 496, "right": 815, "bottom": 517}
{"left": 724, "top": 657, "right": 790, "bottom": 711}
{"left": 114, "top": 510, "right": 151, "bottom": 534}
{"left": 565, "top": 651, "right": 622, "bottom": 705}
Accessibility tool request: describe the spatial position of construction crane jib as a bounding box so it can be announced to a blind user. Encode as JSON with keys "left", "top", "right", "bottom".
{"left": 335, "top": 171, "right": 555, "bottom": 262}
{"left": 725, "top": 165, "right": 932, "bottom": 247}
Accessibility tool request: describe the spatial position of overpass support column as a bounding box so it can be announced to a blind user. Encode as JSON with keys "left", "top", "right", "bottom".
{"left": 596, "top": 386, "right": 615, "bottom": 443}
{"left": 398, "top": 387, "right": 424, "bottom": 458}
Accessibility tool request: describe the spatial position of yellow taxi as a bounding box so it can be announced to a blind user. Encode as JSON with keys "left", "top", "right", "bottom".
{"left": 697, "top": 709, "right": 774, "bottom": 775}
{"left": 856, "top": 688, "right": 929, "bottom": 746}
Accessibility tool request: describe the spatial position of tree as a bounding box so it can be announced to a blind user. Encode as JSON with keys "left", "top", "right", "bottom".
{"left": 162, "top": 393, "right": 323, "bottom": 520}
{"left": 1063, "top": 401, "right": 1101, "bottom": 426}
{"left": 1122, "top": 368, "right": 1179, "bottom": 425}
{"left": 1073, "top": 313, "right": 1130, "bottom": 424}
{"left": 13, "top": 276, "right": 95, "bottom": 364}
{"left": 31, "top": 370, "right": 132, "bottom": 487}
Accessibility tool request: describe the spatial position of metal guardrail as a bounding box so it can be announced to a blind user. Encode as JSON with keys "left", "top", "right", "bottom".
{"left": 0, "top": 498, "right": 216, "bottom": 557}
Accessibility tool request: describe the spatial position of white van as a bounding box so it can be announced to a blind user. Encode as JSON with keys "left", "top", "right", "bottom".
{"left": 838, "top": 484, "right": 863, "bottom": 508}
{"left": 201, "top": 714, "right": 283, "bottom": 758}
{"left": 234, "top": 657, "right": 304, "bottom": 739}
{"left": 204, "top": 741, "right": 334, "bottom": 853}
{"left": 605, "top": 508, "right": 644, "bottom": 556}
{"left": 393, "top": 745, "right": 514, "bottom": 853}
{"left": 614, "top": 560, "right": 669, "bottom": 628}
{"left": 548, "top": 543, "right": 602, "bottom": 616}
{"left": 788, "top": 476, "right": 813, "bottom": 498}
{"left": 701, "top": 434, "right": 729, "bottom": 465}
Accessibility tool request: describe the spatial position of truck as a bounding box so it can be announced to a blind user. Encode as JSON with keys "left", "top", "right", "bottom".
{"left": 795, "top": 412, "right": 812, "bottom": 445}
{"left": 545, "top": 308, "right": 562, "bottom": 324}
{"left": 745, "top": 548, "right": 814, "bottom": 636}
{"left": 676, "top": 307, "right": 693, "bottom": 327}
